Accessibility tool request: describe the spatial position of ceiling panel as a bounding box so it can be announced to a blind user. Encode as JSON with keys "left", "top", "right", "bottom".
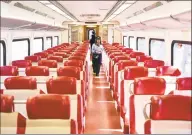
{"left": 58, "top": 1, "right": 117, "bottom": 22}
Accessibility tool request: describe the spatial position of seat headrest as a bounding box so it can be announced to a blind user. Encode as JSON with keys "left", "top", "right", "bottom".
{"left": 64, "top": 60, "right": 84, "bottom": 69}
{"left": 12, "top": 60, "right": 32, "bottom": 68}
{"left": 34, "top": 52, "right": 48, "bottom": 58}
{"left": 0, "top": 66, "right": 18, "bottom": 76}
{"left": 26, "top": 94, "right": 70, "bottom": 119}
{"left": 25, "top": 55, "right": 41, "bottom": 62}
{"left": 113, "top": 56, "right": 130, "bottom": 63}
{"left": 46, "top": 76, "right": 77, "bottom": 94}
{"left": 117, "top": 60, "right": 138, "bottom": 70}
{"left": 136, "top": 55, "right": 153, "bottom": 62}
{"left": 125, "top": 50, "right": 133, "bottom": 54}
{"left": 47, "top": 56, "right": 63, "bottom": 62}
{"left": 144, "top": 60, "right": 164, "bottom": 68}
{"left": 4, "top": 76, "right": 37, "bottom": 89}
{"left": 156, "top": 66, "right": 181, "bottom": 76}
{"left": 130, "top": 52, "right": 145, "bottom": 58}
{"left": 122, "top": 48, "right": 133, "bottom": 52}
{"left": 38, "top": 60, "right": 57, "bottom": 68}
{"left": 0, "top": 94, "right": 14, "bottom": 112}
{"left": 150, "top": 95, "right": 191, "bottom": 121}
{"left": 25, "top": 66, "right": 49, "bottom": 76}
{"left": 57, "top": 66, "right": 81, "bottom": 79}
{"left": 134, "top": 77, "right": 166, "bottom": 94}
{"left": 176, "top": 77, "right": 192, "bottom": 90}
{"left": 68, "top": 56, "right": 85, "bottom": 61}
{"left": 124, "top": 66, "right": 148, "bottom": 80}
{"left": 53, "top": 52, "right": 68, "bottom": 58}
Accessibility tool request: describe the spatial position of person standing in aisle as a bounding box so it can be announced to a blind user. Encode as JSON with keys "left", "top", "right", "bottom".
{"left": 90, "top": 31, "right": 95, "bottom": 51}
{"left": 92, "top": 36, "right": 103, "bottom": 76}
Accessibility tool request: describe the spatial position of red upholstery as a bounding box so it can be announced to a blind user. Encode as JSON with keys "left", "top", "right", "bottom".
{"left": 25, "top": 66, "right": 49, "bottom": 76}
{"left": 0, "top": 94, "right": 14, "bottom": 112}
{"left": 12, "top": 60, "right": 32, "bottom": 68}
{"left": 0, "top": 66, "right": 18, "bottom": 76}
{"left": 64, "top": 60, "right": 84, "bottom": 70}
{"left": 38, "top": 60, "right": 57, "bottom": 68}
{"left": 130, "top": 52, "right": 145, "bottom": 58}
{"left": 144, "top": 60, "right": 164, "bottom": 68}
{"left": 122, "top": 48, "right": 133, "bottom": 52}
{"left": 4, "top": 76, "right": 37, "bottom": 89}
{"left": 46, "top": 76, "right": 77, "bottom": 94}
{"left": 53, "top": 52, "right": 68, "bottom": 58}
{"left": 134, "top": 77, "right": 166, "bottom": 95}
{"left": 47, "top": 56, "right": 63, "bottom": 62}
{"left": 44, "top": 50, "right": 54, "bottom": 54}
{"left": 34, "top": 52, "right": 48, "bottom": 58}
{"left": 26, "top": 94, "right": 70, "bottom": 119}
{"left": 136, "top": 55, "right": 153, "bottom": 62}
{"left": 72, "top": 53, "right": 86, "bottom": 57}
{"left": 176, "top": 77, "right": 192, "bottom": 90}
{"left": 150, "top": 95, "right": 191, "bottom": 120}
{"left": 125, "top": 50, "right": 133, "bottom": 54}
{"left": 156, "top": 66, "right": 181, "bottom": 76}
{"left": 117, "top": 60, "right": 138, "bottom": 71}
{"left": 25, "top": 55, "right": 41, "bottom": 62}
{"left": 124, "top": 66, "right": 148, "bottom": 80}
{"left": 57, "top": 66, "right": 81, "bottom": 80}
{"left": 68, "top": 56, "right": 85, "bottom": 62}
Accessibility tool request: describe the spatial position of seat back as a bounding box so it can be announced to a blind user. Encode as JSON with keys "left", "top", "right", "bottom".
{"left": 128, "top": 77, "right": 166, "bottom": 134}
{"left": 64, "top": 60, "right": 84, "bottom": 70}
{"left": 25, "top": 55, "right": 41, "bottom": 62}
{"left": 26, "top": 94, "right": 78, "bottom": 134}
{"left": 136, "top": 55, "right": 153, "bottom": 66}
{"left": 25, "top": 66, "right": 49, "bottom": 76}
{"left": 144, "top": 95, "right": 191, "bottom": 134}
{"left": 156, "top": 66, "right": 181, "bottom": 76}
{"left": 0, "top": 94, "right": 26, "bottom": 134}
{"left": 38, "top": 60, "right": 57, "bottom": 68}
{"left": 144, "top": 60, "right": 165, "bottom": 76}
{"left": 47, "top": 56, "right": 63, "bottom": 62}
{"left": 34, "top": 52, "right": 48, "bottom": 59}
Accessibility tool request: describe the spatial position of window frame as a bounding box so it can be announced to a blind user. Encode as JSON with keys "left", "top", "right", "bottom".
{"left": 54, "top": 36, "right": 59, "bottom": 45}
{"left": 34, "top": 37, "right": 44, "bottom": 51}
{"left": 149, "top": 38, "right": 165, "bottom": 56}
{"left": 129, "top": 36, "right": 134, "bottom": 48}
{"left": 136, "top": 37, "right": 145, "bottom": 50}
{"left": 171, "top": 40, "right": 192, "bottom": 66}
{"left": 46, "top": 36, "right": 53, "bottom": 48}
{"left": 123, "top": 36, "right": 127, "bottom": 47}
{"left": 0, "top": 40, "right": 6, "bottom": 66}
{"left": 12, "top": 38, "right": 30, "bottom": 56}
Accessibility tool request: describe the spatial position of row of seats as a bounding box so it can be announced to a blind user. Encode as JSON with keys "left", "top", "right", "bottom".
{"left": 0, "top": 41, "right": 91, "bottom": 134}
{"left": 101, "top": 43, "right": 191, "bottom": 134}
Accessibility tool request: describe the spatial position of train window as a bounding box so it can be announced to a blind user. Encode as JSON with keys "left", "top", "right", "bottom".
{"left": 12, "top": 39, "right": 30, "bottom": 61}
{"left": 171, "top": 41, "right": 192, "bottom": 77}
{"left": 45, "top": 37, "right": 52, "bottom": 49}
{"left": 33, "top": 37, "right": 44, "bottom": 53}
{"left": 53, "top": 36, "right": 59, "bottom": 46}
{"left": 123, "top": 36, "right": 128, "bottom": 47}
{"left": 137, "top": 37, "right": 148, "bottom": 54}
{"left": 149, "top": 39, "right": 165, "bottom": 61}
{"left": 0, "top": 40, "right": 6, "bottom": 66}
{"left": 129, "top": 36, "right": 136, "bottom": 50}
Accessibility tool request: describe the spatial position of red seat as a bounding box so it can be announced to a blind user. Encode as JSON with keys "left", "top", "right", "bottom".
{"left": 12, "top": 60, "right": 32, "bottom": 68}
{"left": 125, "top": 77, "right": 166, "bottom": 134}
{"left": 113, "top": 60, "right": 138, "bottom": 108}
{"left": 144, "top": 60, "right": 164, "bottom": 68}
{"left": 38, "top": 60, "right": 57, "bottom": 68}
{"left": 122, "top": 48, "right": 133, "bottom": 52}
{"left": 144, "top": 95, "right": 191, "bottom": 134}
{"left": 156, "top": 66, "right": 181, "bottom": 76}
{"left": 176, "top": 77, "right": 192, "bottom": 90}
{"left": 26, "top": 95, "right": 78, "bottom": 134}
{"left": 53, "top": 52, "right": 68, "bottom": 58}
{"left": 25, "top": 66, "right": 49, "bottom": 76}
{"left": 0, "top": 66, "right": 18, "bottom": 76}
{"left": 129, "top": 52, "right": 145, "bottom": 58}
{"left": 136, "top": 55, "right": 153, "bottom": 62}
{"left": 4, "top": 76, "right": 37, "bottom": 89}
{"left": 68, "top": 56, "right": 86, "bottom": 63}
{"left": 25, "top": 55, "right": 41, "bottom": 62}
{"left": 47, "top": 56, "right": 63, "bottom": 62}
{"left": 64, "top": 60, "right": 84, "bottom": 70}
{"left": 0, "top": 94, "right": 26, "bottom": 134}
{"left": 34, "top": 52, "right": 48, "bottom": 58}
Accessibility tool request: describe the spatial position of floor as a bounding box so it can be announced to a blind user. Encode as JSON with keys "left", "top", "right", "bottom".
{"left": 84, "top": 64, "right": 123, "bottom": 134}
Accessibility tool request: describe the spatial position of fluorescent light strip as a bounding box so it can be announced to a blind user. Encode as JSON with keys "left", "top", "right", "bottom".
{"left": 113, "top": 3, "right": 132, "bottom": 15}
{"left": 39, "top": 1, "right": 50, "bottom": 4}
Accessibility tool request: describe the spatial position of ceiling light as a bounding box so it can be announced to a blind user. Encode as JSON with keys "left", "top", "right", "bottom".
{"left": 106, "top": 14, "right": 117, "bottom": 21}
{"left": 113, "top": 3, "right": 132, "bottom": 15}
{"left": 125, "top": 1, "right": 136, "bottom": 4}
{"left": 38, "top": 1, "right": 50, "bottom": 4}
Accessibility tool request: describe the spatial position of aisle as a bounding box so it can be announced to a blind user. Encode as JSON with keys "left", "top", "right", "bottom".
{"left": 84, "top": 64, "right": 123, "bottom": 134}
